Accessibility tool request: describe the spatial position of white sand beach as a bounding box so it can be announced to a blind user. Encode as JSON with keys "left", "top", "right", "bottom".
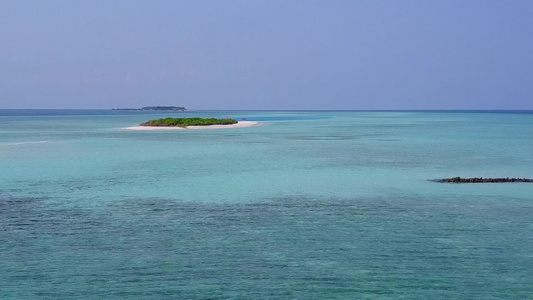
{"left": 122, "top": 121, "right": 260, "bottom": 131}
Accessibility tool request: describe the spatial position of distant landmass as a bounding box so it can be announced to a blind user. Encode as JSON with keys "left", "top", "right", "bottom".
{"left": 112, "top": 106, "right": 186, "bottom": 111}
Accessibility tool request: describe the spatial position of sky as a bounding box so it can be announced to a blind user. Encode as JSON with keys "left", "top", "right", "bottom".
{"left": 1, "top": 1, "right": 532, "bottom": 110}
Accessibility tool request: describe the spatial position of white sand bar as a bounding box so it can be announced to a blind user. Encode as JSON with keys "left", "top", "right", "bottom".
{"left": 122, "top": 121, "right": 260, "bottom": 131}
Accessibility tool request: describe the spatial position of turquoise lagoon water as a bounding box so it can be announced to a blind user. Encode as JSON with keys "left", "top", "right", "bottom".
{"left": 1, "top": 110, "right": 532, "bottom": 299}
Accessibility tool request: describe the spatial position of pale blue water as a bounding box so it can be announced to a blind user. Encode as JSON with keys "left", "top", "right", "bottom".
{"left": 1, "top": 110, "right": 532, "bottom": 299}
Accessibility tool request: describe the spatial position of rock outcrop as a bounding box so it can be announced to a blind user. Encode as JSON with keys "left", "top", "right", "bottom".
{"left": 439, "top": 177, "right": 533, "bottom": 183}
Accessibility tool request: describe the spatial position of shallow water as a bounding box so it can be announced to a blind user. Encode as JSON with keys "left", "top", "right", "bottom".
{"left": 1, "top": 110, "right": 532, "bottom": 299}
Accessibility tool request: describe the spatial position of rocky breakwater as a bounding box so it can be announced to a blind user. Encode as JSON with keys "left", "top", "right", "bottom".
{"left": 439, "top": 177, "right": 533, "bottom": 183}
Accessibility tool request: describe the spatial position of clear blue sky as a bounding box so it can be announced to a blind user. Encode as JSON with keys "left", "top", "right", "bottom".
{"left": 1, "top": 1, "right": 532, "bottom": 110}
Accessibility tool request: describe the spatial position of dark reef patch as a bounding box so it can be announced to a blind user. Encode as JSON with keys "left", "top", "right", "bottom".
{"left": 436, "top": 177, "right": 533, "bottom": 183}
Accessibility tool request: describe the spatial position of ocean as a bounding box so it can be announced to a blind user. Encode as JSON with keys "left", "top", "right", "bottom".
{"left": 1, "top": 110, "right": 532, "bottom": 299}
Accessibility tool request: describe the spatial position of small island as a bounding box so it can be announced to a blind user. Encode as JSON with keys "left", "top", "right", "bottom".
{"left": 141, "top": 117, "right": 238, "bottom": 127}
{"left": 113, "top": 106, "right": 186, "bottom": 111}
{"left": 122, "top": 117, "right": 259, "bottom": 130}
{"left": 438, "top": 177, "right": 533, "bottom": 183}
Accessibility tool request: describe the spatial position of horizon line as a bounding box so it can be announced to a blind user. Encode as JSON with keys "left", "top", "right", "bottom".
{"left": 1, "top": 108, "right": 533, "bottom": 112}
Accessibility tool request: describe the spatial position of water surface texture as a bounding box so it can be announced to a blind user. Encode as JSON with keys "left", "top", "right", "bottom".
{"left": 1, "top": 110, "right": 532, "bottom": 299}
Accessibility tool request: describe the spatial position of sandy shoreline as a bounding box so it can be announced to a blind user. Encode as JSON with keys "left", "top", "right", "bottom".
{"left": 122, "top": 121, "right": 260, "bottom": 131}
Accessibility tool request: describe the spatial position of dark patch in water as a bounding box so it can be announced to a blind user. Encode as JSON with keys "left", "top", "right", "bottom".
{"left": 432, "top": 177, "right": 533, "bottom": 183}
{"left": 245, "top": 116, "right": 331, "bottom": 121}
{"left": 287, "top": 135, "right": 354, "bottom": 141}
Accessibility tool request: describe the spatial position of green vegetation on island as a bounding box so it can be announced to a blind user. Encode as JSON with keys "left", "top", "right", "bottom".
{"left": 141, "top": 117, "right": 238, "bottom": 127}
